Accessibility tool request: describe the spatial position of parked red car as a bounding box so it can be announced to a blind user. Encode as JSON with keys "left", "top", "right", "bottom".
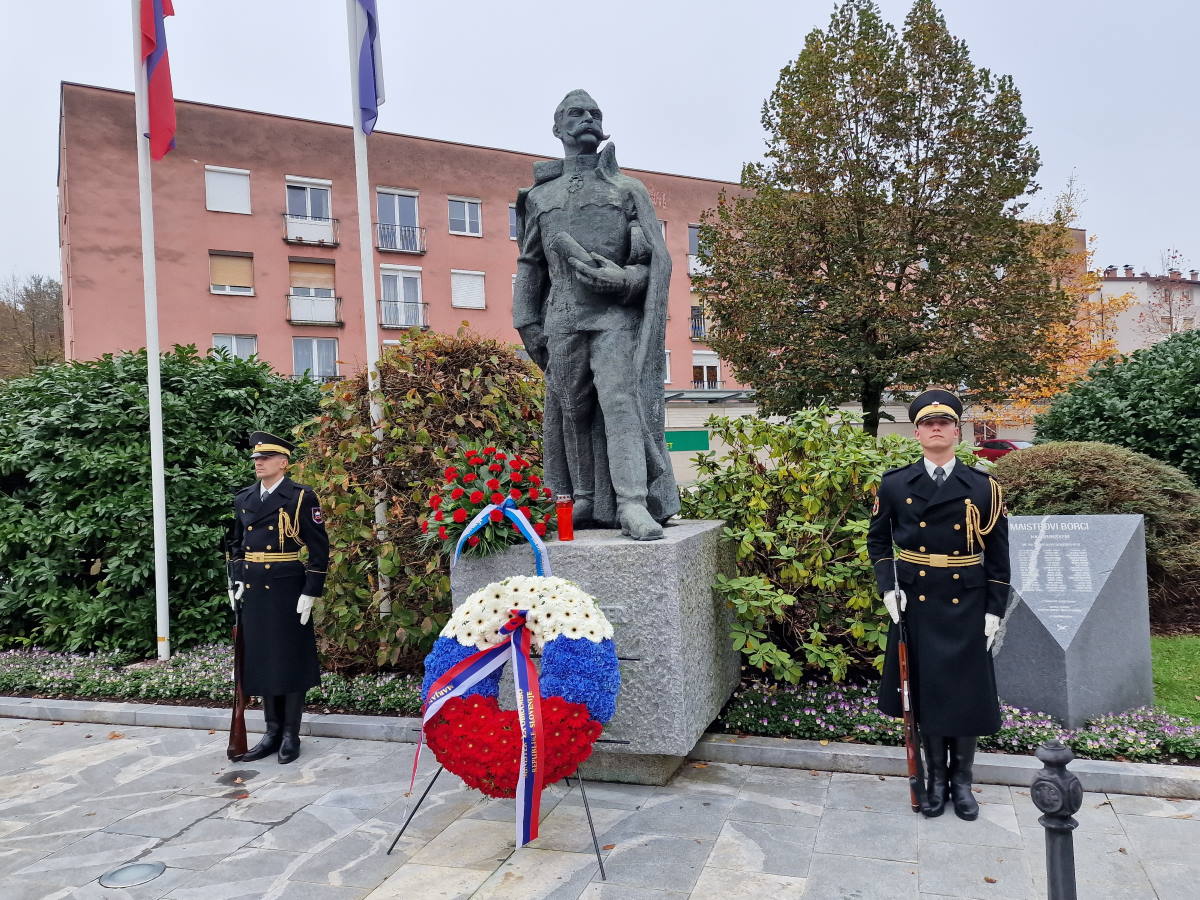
{"left": 974, "top": 439, "right": 1032, "bottom": 461}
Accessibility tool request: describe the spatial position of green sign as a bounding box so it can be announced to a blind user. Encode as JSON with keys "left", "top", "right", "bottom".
{"left": 664, "top": 429, "right": 710, "bottom": 452}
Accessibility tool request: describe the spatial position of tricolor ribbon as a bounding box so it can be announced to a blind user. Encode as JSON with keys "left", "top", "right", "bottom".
{"left": 410, "top": 502, "right": 553, "bottom": 847}
{"left": 452, "top": 497, "right": 553, "bottom": 577}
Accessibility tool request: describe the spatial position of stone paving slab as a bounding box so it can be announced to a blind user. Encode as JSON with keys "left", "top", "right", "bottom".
{"left": 0, "top": 716, "right": 1199, "bottom": 897}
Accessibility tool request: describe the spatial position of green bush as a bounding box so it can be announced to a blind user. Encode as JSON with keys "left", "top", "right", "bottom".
{"left": 993, "top": 442, "right": 1200, "bottom": 627}
{"left": 0, "top": 347, "right": 320, "bottom": 652}
{"left": 295, "top": 328, "right": 544, "bottom": 673}
{"left": 1035, "top": 329, "right": 1200, "bottom": 482}
{"left": 681, "top": 407, "right": 979, "bottom": 682}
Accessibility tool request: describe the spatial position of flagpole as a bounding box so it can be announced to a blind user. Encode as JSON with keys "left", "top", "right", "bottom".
{"left": 345, "top": 0, "right": 390, "bottom": 604}
{"left": 132, "top": 0, "right": 172, "bottom": 660}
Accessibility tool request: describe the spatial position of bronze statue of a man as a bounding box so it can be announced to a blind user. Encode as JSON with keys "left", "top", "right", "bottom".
{"left": 514, "top": 90, "right": 679, "bottom": 540}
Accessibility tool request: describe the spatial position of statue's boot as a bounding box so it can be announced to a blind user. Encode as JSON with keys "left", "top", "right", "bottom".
{"left": 278, "top": 693, "right": 304, "bottom": 765}
{"left": 947, "top": 736, "right": 980, "bottom": 821}
{"left": 573, "top": 495, "right": 595, "bottom": 526}
{"left": 240, "top": 695, "right": 283, "bottom": 762}
{"left": 618, "top": 503, "right": 663, "bottom": 541}
{"left": 921, "top": 733, "right": 948, "bottom": 817}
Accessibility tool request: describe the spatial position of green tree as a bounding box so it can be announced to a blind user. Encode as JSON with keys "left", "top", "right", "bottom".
{"left": 695, "top": 0, "right": 1072, "bottom": 434}
{"left": 1034, "top": 329, "right": 1200, "bottom": 483}
{"left": 0, "top": 347, "right": 320, "bottom": 652}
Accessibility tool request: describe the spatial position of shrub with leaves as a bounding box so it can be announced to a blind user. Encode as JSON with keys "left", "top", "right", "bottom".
{"left": 0, "top": 347, "right": 320, "bottom": 652}
{"left": 1034, "top": 329, "right": 1200, "bottom": 483}
{"left": 993, "top": 441, "right": 1200, "bottom": 628}
{"left": 681, "top": 407, "right": 980, "bottom": 682}
{"left": 294, "top": 328, "right": 544, "bottom": 673}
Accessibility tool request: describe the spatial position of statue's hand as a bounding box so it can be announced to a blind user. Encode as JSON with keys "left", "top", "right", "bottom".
{"left": 517, "top": 323, "right": 549, "bottom": 370}
{"left": 569, "top": 252, "right": 629, "bottom": 295}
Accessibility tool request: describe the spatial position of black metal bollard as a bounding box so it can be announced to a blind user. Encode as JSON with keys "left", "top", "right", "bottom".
{"left": 1029, "top": 740, "right": 1084, "bottom": 900}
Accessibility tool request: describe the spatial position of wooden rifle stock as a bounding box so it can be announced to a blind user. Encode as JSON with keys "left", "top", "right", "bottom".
{"left": 227, "top": 606, "right": 248, "bottom": 761}
{"left": 897, "top": 614, "right": 927, "bottom": 813}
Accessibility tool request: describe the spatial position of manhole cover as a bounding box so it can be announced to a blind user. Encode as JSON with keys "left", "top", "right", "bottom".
{"left": 98, "top": 861, "right": 166, "bottom": 888}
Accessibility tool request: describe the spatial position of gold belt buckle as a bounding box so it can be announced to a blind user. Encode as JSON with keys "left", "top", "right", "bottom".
{"left": 928, "top": 553, "right": 949, "bottom": 568}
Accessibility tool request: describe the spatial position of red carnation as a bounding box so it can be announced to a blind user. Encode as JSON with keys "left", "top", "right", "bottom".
{"left": 543, "top": 488, "right": 553, "bottom": 498}
{"left": 511, "top": 472, "right": 524, "bottom": 483}
{"left": 494, "top": 451, "right": 507, "bottom": 460}
{"left": 468, "top": 535, "right": 481, "bottom": 547}
{"left": 420, "top": 520, "right": 429, "bottom": 533}
{"left": 434, "top": 510, "right": 445, "bottom": 522}
{"left": 437, "top": 526, "right": 449, "bottom": 540}
{"left": 518, "top": 506, "right": 531, "bottom": 519}
{"left": 486, "top": 478, "right": 500, "bottom": 490}
{"left": 469, "top": 490, "right": 485, "bottom": 504}
{"left": 453, "top": 508, "right": 468, "bottom": 523}
{"left": 534, "top": 522, "right": 547, "bottom": 536}
{"left": 488, "top": 463, "right": 503, "bottom": 472}
{"left": 528, "top": 488, "right": 540, "bottom": 500}
{"left": 450, "top": 487, "right": 465, "bottom": 500}
{"left": 463, "top": 473, "right": 478, "bottom": 483}
{"left": 530, "top": 475, "right": 541, "bottom": 486}
{"left": 429, "top": 494, "right": 443, "bottom": 508}
{"left": 484, "top": 446, "right": 496, "bottom": 455}
{"left": 489, "top": 509, "right": 504, "bottom": 522}
{"left": 509, "top": 488, "right": 523, "bottom": 500}
{"left": 490, "top": 492, "right": 505, "bottom": 504}
{"left": 444, "top": 466, "right": 459, "bottom": 481}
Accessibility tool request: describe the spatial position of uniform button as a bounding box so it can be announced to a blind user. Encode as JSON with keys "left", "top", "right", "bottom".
{"left": 266, "top": 545, "right": 272, "bottom": 550}
{"left": 953, "top": 573, "right": 960, "bottom": 580}
{"left": 265, "top": 586, "right": 271, "bottom": 591}
{"left": 919, "top": 570, "right": 926, "bottom": 577}
{"left": 953, "top": 551, "right": 960, "bottom": 556}
{"left": 953, "top": 524, "right": 961, "bottom": 530}
{"left": 952, "top": 598, "right": 960, "bottom": 604}
{"left": 247, "top": 526, "right": 254, "bottom": 531}
{"left": 265, "top": 564, "right": 271, "bottom": 570}
{"left": 268, "top": 525, "right": 275, "bottom": 531}
{"left": 906, "top": 498, "right": 912, "bottom": 504}
{"left": 919, "top": 522, "right": 927, "bottom": 528}
{"left": 918, "top": 595, "right": 926, "bottom": 602}
{"left": 919, "top": 546, "right": 926, "bottom": 552}
{"left": 245, "top": 545, "right": 251, "bottom": 551}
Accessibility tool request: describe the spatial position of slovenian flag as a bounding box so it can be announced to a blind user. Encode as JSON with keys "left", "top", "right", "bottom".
{"left": 140, "top": 0, "right": 176, "bottom": 159}
{"left": 354, "top": 0, "right": 385, "bottom": 133}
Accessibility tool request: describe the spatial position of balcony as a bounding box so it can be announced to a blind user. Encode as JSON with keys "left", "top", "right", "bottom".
{"left": 290, "top": 373, "right": 343, "bottom": 384}
{"left": 690, "top": 306, "right": 713, "bottom": 341}
{"left": 692, "top": 379, "right": 725, "bottom": 390}
{"left": 380, "top": 300, "right": 428, "bottom": 329}
{"left": 376, "top": 223, "right": 426, "bottom": 254}
{"left": 282, "top": 213, "right": 340, "bottom": 246}
{"left": 687, "top": 254, "right": 708, "bottom": 277}
{"left": 287, "top": 294, "right": 342, "bottom": 326}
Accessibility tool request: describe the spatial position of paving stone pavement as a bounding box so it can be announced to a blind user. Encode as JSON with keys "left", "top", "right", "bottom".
{"left": 1, "top": 717, "right": 1198, "bottom": 898}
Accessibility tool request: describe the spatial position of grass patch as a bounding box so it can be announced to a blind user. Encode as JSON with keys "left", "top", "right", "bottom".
{"left": 1152, "top": 635, "right": 1200, "bottom": 722}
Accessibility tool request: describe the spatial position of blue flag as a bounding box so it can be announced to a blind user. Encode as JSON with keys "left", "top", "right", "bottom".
{"left": 354, "top": 0, "right": 385, "bottom": 133}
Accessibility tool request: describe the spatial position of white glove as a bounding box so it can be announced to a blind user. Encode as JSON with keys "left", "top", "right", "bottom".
{"left": 882, "top": 589, "right": 907, "bottom": 624}
{"left": 297, "top": 594, "right": 315, "bottom": 625}
{"left": 227, "top": 581, "right": 244, "bottom": 610}
{"left": 985, "top": 613, "right": 1001, "bottom": 650}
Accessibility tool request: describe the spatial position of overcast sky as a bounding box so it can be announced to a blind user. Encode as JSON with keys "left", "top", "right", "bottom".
{"left": 2, "top": 0, "right": 1196, "bottom": 281}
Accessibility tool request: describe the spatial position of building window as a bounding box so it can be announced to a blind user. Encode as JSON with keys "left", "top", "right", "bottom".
{"left": 509, "top": 204, "right": 518, "bottom": 240}
{"left": 380, "top": 266, "right": 425, "bottom": 327}
{"left": 204, "top": 166, "right": 251, "bottom": 214}
{"left": 688, "top": 224, "right": 701, "bottom": 256}
{"left": 660, "top": 221, "right": 667, "bottom": 239}
{"left": 212, "top": 334, "right": 257, "bottom": 359}
{"left": 286, "top": 177, "right": 331, "bottom": 220}
{"left": 692, "top": 350, "right": 720, "bottom": 389}
{"left": 377, "top": 189, "right": 423, "bottom": 252}
{"left": 293, "top": 337, "right": 338, "bottom": 378}
{"left": 287, "top": 261, "right": 338, "bottom": 324}
{"left": 448, "top": 197, "right": 482, "bottom": 236}
{"left": 209, "top": 252, "right": 254, "bottom": 295}
{"left": 664, "top": 348, "right": 671, "bottom": 383}
{"left": 451, "top": 270, "right": 486, "bottom": 309}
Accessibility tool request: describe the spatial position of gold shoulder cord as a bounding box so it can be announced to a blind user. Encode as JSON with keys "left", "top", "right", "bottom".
{"left": 965, "top": 479, "right": 1004, "bottom": 554}
{"left": 277, "top": 493, "right": 308, "bottom": 553}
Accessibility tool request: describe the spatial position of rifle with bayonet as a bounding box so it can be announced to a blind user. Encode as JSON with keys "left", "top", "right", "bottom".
{"left": 226, "top": 543, "right": 248, "bottom": 762}
{"left": 893, "top": 525, "right": 927, "bottom": 814}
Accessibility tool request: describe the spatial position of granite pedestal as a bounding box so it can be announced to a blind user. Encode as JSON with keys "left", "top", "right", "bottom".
{"left": 449, "top": 519, "right": 739, "bottom": 785}
{"left": 994, "top": 515, "right": 1153, "bottom": 728}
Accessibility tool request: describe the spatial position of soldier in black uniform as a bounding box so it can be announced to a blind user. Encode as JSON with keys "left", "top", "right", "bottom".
{"left": 868, "top": 390, "right": 1010, "bottom": 820}
{"left": 226, "top": 432, "right": 328, "bottom": 764}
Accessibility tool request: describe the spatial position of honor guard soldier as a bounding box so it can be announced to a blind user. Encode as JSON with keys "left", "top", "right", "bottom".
{"left": 226, "top": 432, "right": 328, "bottom": 764}
{"left": 868, "top": 390, "right": 1010, "bottom": 820}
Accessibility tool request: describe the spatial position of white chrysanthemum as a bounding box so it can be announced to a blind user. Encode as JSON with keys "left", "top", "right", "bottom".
{"left": 439, "top": 576, "right": 613, "bottom": 650}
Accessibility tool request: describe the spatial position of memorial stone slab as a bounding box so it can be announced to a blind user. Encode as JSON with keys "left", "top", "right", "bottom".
{"left": 994, "top": 515, "right": 1153, "bottom": 728}
{"left": 449, "top": 519, "right": 739, "bottom": 784}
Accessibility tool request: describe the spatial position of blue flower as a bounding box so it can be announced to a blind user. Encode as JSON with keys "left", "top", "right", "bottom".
{"left": 540, "top": 637, "right": 620, "bottom": 724}
{"left": 421, "top": 637, "right": 501, "bottom": 702}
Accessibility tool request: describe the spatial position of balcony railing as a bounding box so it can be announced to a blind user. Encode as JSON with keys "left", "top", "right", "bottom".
{"left": 290, "top": 373, "right": 343, "bottom": 384}
{"left": 282, "top": 213, "right": 340, "bottom": 246}
{"left": 692, "top": 380, "right": 725, "bottom": 390}
{"left": 380, "top": 300, "right": 428, "bottom": 328}
{"left": 690, "top": 306, "right": 711, "bottom": 340}
{"left": 376, "top": 223, "right": 427, "bottom": 254}
{"left": 287, "top": 294, "right": 342, "bottom": 325}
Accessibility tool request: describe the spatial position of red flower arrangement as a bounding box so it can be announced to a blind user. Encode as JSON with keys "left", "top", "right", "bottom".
{"left": 419, "top": 447, "right": 557, "bottom": 556}
{"left": 424, "top": 695, "right": 602, "bottom": 798}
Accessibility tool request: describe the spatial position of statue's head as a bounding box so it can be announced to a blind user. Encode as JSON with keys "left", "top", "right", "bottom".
{"left": 552, "top": 89, "right": 609, "bottom": 155}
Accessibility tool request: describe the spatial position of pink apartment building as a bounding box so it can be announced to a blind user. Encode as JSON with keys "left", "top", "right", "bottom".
{"left": 58, "top": 83, "right": 743, "bottom": 407}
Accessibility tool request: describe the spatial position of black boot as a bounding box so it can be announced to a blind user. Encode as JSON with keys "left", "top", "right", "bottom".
{"left": 947, "top": 736, "right": 980, "bottom": 821}
{"left": 921, "top": 734, "right": 948, "bottom": 817}
{"left": 240, "top": 695, "right": 283, "bottom": 762}
{"left": 277, "top": 692, "right": 304, "bottom": 764}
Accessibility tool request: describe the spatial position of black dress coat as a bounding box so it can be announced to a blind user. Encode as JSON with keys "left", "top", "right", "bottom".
{"left": 868, "top": 461, "right": 1010, "bottom": 737}
{"left": 226, "top": 477, "right": 328, "bottom": 696}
